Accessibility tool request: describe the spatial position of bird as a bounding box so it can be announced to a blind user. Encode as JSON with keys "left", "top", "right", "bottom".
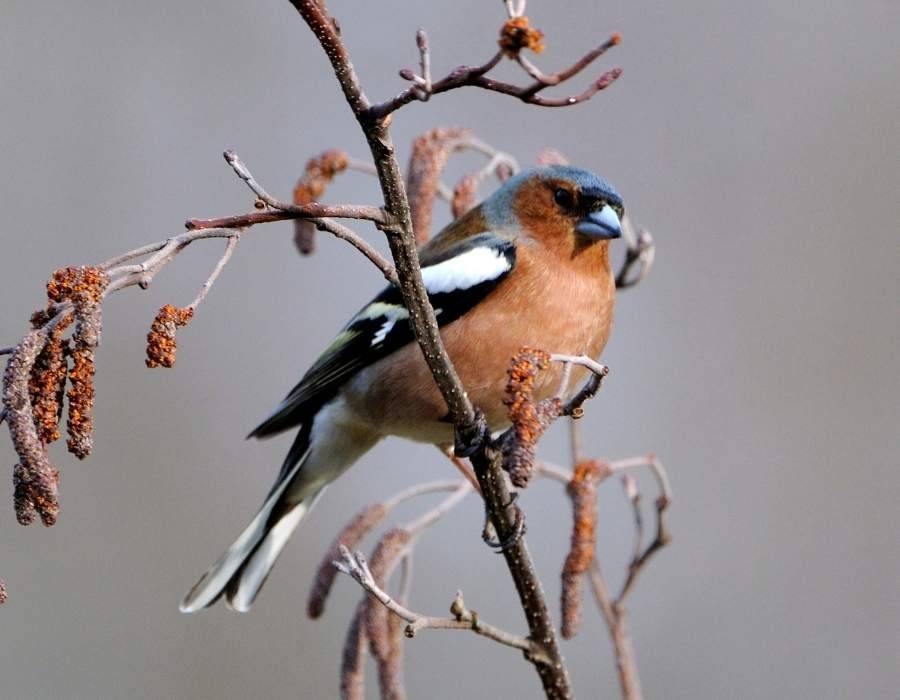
{"left": 180, "top": 164, "right": 624, "bottom": 613}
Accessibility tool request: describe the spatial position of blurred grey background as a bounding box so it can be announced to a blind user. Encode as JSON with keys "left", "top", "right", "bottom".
{"left": 1, "top": 1, "right": 897, "bottom": 698}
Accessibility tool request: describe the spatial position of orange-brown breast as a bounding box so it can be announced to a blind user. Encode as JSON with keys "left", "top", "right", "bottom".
{"left": 344, "top": 235, "right": 616, "bottom": 444}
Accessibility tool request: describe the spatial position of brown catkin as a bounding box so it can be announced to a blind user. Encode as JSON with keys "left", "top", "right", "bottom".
{"left": 145, "top": 304, "right": 193, "bottom": 369}
{"left": 292, "top": 149, "right": 350, "bottom": 255}
{"left": 503, "top": 348, "right": 561, "bottom": 488}
{"left": 340, "top": 600, "right": 368, "bottom": 700}
{"left": 3, "top": 328, "right": 62, "bottom": 526}
{"left": 42, "top": 266, "right": 109, "bottom": 460}
{"left": 28, "top": 318, "right": 71, "bottom": 445}
{"left": 498, "top": 16, "right": 545, "bottom": 57}
{"left": 406, "top": 127, "right": 471, "bottom": 244}
{"left": 560, "top": 459, "right": 610, "bottom": 638}
{"left": 451, "top": 173, "right": 480, "bottom": 218}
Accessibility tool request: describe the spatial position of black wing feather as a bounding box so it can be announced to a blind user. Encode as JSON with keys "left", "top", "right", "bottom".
{"left": 249, "top": 234, "right": 515, "bottom": 439}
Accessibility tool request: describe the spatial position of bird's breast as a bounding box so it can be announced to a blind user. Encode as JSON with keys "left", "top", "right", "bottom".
{"left": 343, "top": 245, "right": 615, "bottom": 446}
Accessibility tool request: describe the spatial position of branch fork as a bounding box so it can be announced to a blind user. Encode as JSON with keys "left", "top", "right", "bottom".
{"left": 333, "top": 546, "right": 545, "bottom": 662}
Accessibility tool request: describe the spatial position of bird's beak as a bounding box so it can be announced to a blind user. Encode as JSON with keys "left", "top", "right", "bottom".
{"left": 576, "top": 205, "right": 622, "bottom": 240}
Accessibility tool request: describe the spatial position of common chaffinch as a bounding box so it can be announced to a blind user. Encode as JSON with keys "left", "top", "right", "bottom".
{"left": 181, "top": 165, "right": 624, "bottom": 612}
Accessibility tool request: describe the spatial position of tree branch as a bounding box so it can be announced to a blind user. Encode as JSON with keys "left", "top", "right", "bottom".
{"left": 334, "top": 546, "right": 542, "bottom": 660}
{"left": 469, "top": 444, "right": 573, "bottom": 697}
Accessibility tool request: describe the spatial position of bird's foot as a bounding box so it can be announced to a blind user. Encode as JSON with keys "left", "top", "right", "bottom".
{"left": 454, "top": 409, "right": 490, "bottom": 458}
{"left": 482, "top": 494, "right": 527, "bottom": 553}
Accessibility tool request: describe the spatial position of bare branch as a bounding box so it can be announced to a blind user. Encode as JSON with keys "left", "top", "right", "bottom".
{"left": 334, "top": 547, "right": 540, "bottom": 659}
{"left": 369, "top": 23, "right": 622, "bottom": 120}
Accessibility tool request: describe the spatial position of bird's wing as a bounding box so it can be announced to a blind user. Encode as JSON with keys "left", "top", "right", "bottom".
{"left": 248, "top": 232, "right": 516, "bottom": 439}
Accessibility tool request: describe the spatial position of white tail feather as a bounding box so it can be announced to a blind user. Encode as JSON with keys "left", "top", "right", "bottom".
{"left": 179, "top": 451, "right": 310, "bottom": 613}
{"left": 225, "top": 492, "right": 322, "bottom": 612}
{"left": 180, "top": 397, "right": 380, "bottom": 613}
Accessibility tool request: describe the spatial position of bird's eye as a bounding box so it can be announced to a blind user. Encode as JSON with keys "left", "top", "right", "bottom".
{"left": 554, "top": 188, "right": 575, "bottom": 210}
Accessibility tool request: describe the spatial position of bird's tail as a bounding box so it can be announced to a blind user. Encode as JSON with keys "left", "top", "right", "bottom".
{"left": 179, "top": 439, "right": 321, "bottom": 614}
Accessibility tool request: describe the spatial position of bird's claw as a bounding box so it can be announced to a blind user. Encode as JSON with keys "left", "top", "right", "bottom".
{"left": 481, "top": 498, "right": 527, "bottom": 553}
{"left": 454, "top": 409, "right": 489, "bottom": 458}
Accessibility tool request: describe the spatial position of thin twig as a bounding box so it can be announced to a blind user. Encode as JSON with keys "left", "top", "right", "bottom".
{"left": 398, "top": 552, "right": 414, "bottom": 606}
{"left": 621, "top": 475, "right": 644, "bottom": 566}
{"left": 416, "top": 30, "right": 432, "bottom": 95}
{"left": 616, "top": 216, "right": 655, "bottom": 290}
{"left": 344, "top": 157, "right": 378, "bottom": 176}
{"left": 520, "top": 34, "right": 621, "bottom": 93}
{"left": 403, "top": 481, "right": 472, "bottom": 536}
{"left": 188, "top": 234, "right": 239, "bottom": 310}
{"left": 616, "top": 490, "right": 671, "bottom": 602}
{"left": 311, "top": 218, "right": 398, "bottom": 286}
{"left": 185, "top": 200, "right": 391, "bottom": 231}
{"left": 568, "top": 419, "right": 584, "bottom": 465}
{"left": 588, "top": 561, "right": 644, "bottom": 700}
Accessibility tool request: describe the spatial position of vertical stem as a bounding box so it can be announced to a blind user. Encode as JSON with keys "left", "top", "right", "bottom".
{"left": 471, "top": 446, "right": 574, "bottom": 699}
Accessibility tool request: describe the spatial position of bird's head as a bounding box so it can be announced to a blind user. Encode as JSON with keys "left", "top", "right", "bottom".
{"left": 483, "top": 165, "right": 624, "bottom": 252}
